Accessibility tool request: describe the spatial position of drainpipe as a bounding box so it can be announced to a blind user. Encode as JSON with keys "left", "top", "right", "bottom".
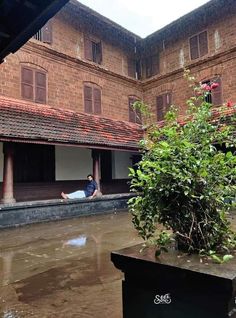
{"left": 1, "top": 142, "right": 16, "bottom": 204}
{"left": 92, "top": 149, "right": 100, "bottom": 191}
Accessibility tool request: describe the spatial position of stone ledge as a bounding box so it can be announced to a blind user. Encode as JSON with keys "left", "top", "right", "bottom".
{"left": 0, "top": 193, "right": 135, "bottom": 229}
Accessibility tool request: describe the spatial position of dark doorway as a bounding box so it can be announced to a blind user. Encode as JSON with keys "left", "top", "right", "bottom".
{"left": 100, "top": 150, "right": 112, "bottom": 182}
{"left": 14, "top": 143, "right": 55, "bottom": 182}
{"left": 131, "top": 154, "right": 142, "bottom": 171}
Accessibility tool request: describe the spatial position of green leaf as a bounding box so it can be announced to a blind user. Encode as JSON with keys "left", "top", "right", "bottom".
{"left": 222, "top": 255, "right": 234, "bottom": 263}
{"left": 211, "top": 254, "right": 222, "bottom": 264}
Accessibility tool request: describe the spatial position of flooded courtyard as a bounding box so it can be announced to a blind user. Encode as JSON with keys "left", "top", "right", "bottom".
{"left": 0, "top": 211, "right": 142, "bottom": 318}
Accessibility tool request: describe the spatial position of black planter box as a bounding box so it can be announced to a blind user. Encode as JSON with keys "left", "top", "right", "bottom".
{"left": 111, "top": 244, "right": 236, "bottom": 318}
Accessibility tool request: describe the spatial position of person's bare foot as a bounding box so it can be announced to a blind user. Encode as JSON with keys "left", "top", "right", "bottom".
{"left": 61, "top": 192, "right": 68, "bottom": 199}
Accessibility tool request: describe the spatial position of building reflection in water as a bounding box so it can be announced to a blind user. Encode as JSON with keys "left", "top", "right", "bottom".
{"left": 0, "top": 212, "right": 142, "bottom": 318}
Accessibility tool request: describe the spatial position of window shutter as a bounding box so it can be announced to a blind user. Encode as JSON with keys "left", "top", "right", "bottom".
{"left": 96, "top": 42, "right": 102, "bottom": 64}
{"left": 136, "top": 60, "right": 141, "bottom": 80}
{"left": 84, "top": 37, "right": 93, "bottom": 61}
{"left": 84, "top": 85, "right": 93, "bottom": 113}
{"left": 145, "top": 57, "right": 152, "bottom": 78}
{"left": 93, "top": 87, "right": 101, "bottom": 114}
{"left": 165, "top": 92, "right": 172, "bottom": 112}
{"left": 212, "top": 77, "right": 223, "bottom": 106}
{"left": 189, "top": 35, "right": 199, "bottom": 60}
{"left": 199, "top": 31, "right": 208, "bottom": 57}
{"left": 21, "top": 67, "right": 33, "bottom": 100}
{"left": 35, "top": 71, "right": 46, "bottom": 104}
{"left": 128, "top": 58, "right": 136, "bottom": 78}
{"left": 152, "top": 54, "right": 160, "bottom": 76}
{"left": 129, "top": 98, "right": 136, "bottom": 123}
{"left": 146, "top": 56, "right": 152, "bottom": 78}
{"left": 141, "top": 59, "right": 145, "bottom": 80}
{"left": 42, "top": 20, "right": 52, "bottom": 44}
{"left": 135, "top": 108, "right": 142, "bottom": 124}
{"left": 156, "top": 95, "right": 164, "bottom": 121}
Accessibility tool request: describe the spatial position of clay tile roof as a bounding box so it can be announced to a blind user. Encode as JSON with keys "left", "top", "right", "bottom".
{"left": 156, "top": 106, "right": 236, "bottom": 129}
{"left": 0, "top": 96, "right": 143, "bottom": 151}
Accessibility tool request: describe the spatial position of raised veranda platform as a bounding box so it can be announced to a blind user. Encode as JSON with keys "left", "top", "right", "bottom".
{"left": 0, "top": 193, "right": 134, "bottom": 229}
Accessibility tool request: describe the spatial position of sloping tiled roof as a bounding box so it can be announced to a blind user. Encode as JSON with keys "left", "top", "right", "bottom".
{"left": 0, "top": 96, "right": 143, "bottom": 151}
{"left": 157, "top": 106, "right": 236, "bottom": 128}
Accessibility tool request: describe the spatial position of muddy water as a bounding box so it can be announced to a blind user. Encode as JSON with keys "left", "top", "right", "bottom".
{"left": 0, "top": 211, "right": 142, "bottom": 318}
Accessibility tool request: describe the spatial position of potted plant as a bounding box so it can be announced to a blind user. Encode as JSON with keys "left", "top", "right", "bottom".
{"left": 111, "top": 70, "right": 236, "bottom": 318}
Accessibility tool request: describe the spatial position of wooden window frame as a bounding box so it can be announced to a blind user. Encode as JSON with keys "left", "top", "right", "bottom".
{"left": 202, "top": 77, "right": 223, "bottom": 106}
{"left": 84, "top": 36, "right": 102, "bottom": 64}
{"left": 156, "top": 92, "right": 172, "bottom": 122}
{"left": 128, "top": 58, "right": 142, "bottom": 79}
{"left": 128, "top": 96, "right": 141, "bottom": 124}
{"left": 33, "top": 20, "right": 52, "bottom": 44}
{"left": 189, "top": 30, "right": 208, "bottom": 60}
{"left": 83, "top": 83, "right": 102, "bottom": 115}
{"left": 21, "top": 66, "right": 47, "bottom": 104}
{"left": 128, "top": 58, "right": 136, "bottom": 78}
{"left": 145, "top": 53, "right": 160, "bottom": 78}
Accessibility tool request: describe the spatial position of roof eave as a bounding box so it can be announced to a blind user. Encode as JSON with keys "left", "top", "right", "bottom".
{"left": 0, "top": 0, "right": 69, "bottom": 63}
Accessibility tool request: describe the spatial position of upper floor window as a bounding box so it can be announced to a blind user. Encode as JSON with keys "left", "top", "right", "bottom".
{"left": 128, "top": 58, "right": 136, "bottom": 78}
{"left": 189, "top": 31, "right": 208, "bottom": 60}
{"left": 21, "top": 67, "right": 47, "bottom": 104}
{"left": 127, "top": 58, "right": 141, "bottom": 80}
{"left": 84, "top": 37, "right": 102, "bottom": 64}
{"left": 201, "top": 77, "right": 222, "bottom": 106}
{"left": 129, "top": 96, "right": 141, "bottom": 124}
{"left": 33, "top": 20, "right": 52, "bottom": 44}
{"left": 84, "top": 83, "right": 102, "bottom": 114}
{"left": 145, "top": 54, "right": 160, "bottom": 78}
{"left": 156, "top": 92, "right": 172, "bottom": 121}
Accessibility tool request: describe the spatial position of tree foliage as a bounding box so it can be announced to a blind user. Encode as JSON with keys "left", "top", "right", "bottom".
{"left": 129, "top": 70, "right": 236, "bottom": 260}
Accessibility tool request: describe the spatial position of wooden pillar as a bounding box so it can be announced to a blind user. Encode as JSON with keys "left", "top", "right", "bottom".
{"left": 2, "top": 143, "right": 15, "bottom": 204}
{"left": 92, "top": 149, "right": 100, "bottom": 191}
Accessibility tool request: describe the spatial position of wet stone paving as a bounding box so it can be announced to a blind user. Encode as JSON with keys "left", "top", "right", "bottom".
{"left": 0, "top": 211, "right": 142, "bottom": 318}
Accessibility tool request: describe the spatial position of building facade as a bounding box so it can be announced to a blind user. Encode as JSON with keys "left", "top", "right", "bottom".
{"left": 0, "top": 0, "right": 235, "bottom": 202}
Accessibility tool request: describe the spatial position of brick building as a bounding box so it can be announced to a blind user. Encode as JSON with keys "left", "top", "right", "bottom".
{"left": 0, "top": 0, "right": 235, "bottom": 202}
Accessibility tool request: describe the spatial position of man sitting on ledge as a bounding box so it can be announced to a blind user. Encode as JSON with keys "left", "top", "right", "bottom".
{"left": 61, "top": 174, "right": 98, "bottom": 200}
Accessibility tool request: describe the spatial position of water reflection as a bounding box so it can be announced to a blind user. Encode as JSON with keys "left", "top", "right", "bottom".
{"left": 2, "top": 311, "right": 19, "bottom": 318}
{"left": 0, "top": 211, "right": 141, "bottom": 318}
{"left": 64, "top": 235, "right": 87, "bottom": 247}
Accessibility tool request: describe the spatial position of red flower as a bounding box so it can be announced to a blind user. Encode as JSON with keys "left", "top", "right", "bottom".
{"left": 201, "top": 83, "right": 211, "bottom": 91}
{"left": 210, "top": 82, "right": 219, "bottom": 90}
{"left": 226, "top": 100, "right": 233, "bottom": 107}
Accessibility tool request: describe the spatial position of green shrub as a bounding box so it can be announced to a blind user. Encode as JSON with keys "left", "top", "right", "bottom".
{"left": 129, "top": 70, "right": 236, "bottom": 260}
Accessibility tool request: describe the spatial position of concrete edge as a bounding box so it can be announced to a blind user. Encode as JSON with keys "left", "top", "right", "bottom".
{"left": 0, "top": 193, "right": 135, "bottom": 229}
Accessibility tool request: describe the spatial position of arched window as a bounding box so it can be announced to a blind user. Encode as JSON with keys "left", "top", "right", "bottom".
{"left": 128, "top": 96, "right": 141, "bottom": 124}
{"left": 156, "top": 92, "right": 172, "bottom": 121}
{"left": 83, "top": 83, "right": 102, "bottom": 114}
{"left": 21, "top": 66, "right": 47, "bottom": 104}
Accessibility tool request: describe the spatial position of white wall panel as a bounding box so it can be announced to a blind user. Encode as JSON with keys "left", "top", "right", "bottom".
{"left": 55, "top": 146, "right": 92, "bottom": 180}
{"left": 112, "top": 151, "right": 133, "bottom": 179}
